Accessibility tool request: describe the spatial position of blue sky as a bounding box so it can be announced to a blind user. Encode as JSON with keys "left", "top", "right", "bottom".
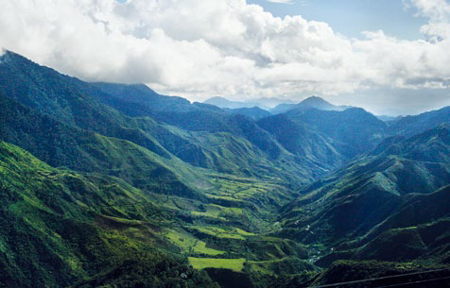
{"left": 250, "top": 0, "right": 427, "bottom": 40}
{"left": 116, "top": 0, "right": 428, "bottom": 40}
{"left": 115, "top": 0, "right": 427, "bottom": 40}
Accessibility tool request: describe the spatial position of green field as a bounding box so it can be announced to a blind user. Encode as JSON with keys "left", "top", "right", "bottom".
{"left": 189, "top": 257, "right": 246, "bottom": 271}
{"left": 165, "top": 229, "right": 226, "bottom": 256}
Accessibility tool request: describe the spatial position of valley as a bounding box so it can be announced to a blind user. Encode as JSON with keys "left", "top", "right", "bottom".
{"left": 1, "top": 51, "right": 450, "bottom": 287}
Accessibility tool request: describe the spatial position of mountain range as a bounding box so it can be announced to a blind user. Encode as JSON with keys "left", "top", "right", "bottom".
{"left": 205, "top": 95, "right": 353, "bottom": 118}
{"left": 1, "top": 50, "right": 450, "bottom": 287}
{"left": 203, "top": 96, "right": 296, "bottom": 110}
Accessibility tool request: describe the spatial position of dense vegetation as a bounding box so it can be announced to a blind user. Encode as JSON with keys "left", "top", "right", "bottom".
{"left": 1, "top": 50, "right": 450, "bottom": 287}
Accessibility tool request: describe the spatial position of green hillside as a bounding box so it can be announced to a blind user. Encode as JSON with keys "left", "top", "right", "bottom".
{"left": 0, "top": 140, "right": 219, "bottom": 287}
{"left": 277, "top": 126, "right": 450, "bottom": 286}
{"left": 1, "top": 51, "right": 450, "bottom": 287}
{"left": 279, "top": 125, "right": 450, "bottom": 245}
{"left": 285, "top": 107, "right": 387, "bottom": 157}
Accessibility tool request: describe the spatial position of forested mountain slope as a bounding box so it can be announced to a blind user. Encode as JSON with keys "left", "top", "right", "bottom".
{"left": 1, "top": 50, "right": 450, "bottom": 287}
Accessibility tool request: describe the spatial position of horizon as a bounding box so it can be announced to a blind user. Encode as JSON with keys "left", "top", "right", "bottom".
{"left": 1, "top": 0, "right": 450, "bottom": 115}
{"left": 202, "top": 93, "right": 448, "bottom": 117}
{"left": 2, "top": 48, "right": 449, "bottom": 117}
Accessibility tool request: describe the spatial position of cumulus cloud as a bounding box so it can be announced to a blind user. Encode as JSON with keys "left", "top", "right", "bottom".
{"left": 265, "top": 0, "right": 295, "bottom": 4}
{"left": 407, "top": 0, "right": 450, "bottom": 40}
{"left": 0, "top": 0, "right": 449, "bottom": 107}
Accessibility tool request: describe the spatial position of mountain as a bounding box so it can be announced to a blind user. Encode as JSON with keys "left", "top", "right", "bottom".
{"left": 300, "top": 96, "right": 340, "bottom": 110}
{"left": 0, "top": 51, "right": 316, "bottom": 185}
{"left": 284, "top": 107, "right": 387, "bottom": 157}
{"left": 257, "top": 114, "right": 345, "bottom": 171}
{"left": 248, "top": 97, "right": 297, "bottom": 108}
{"left": 86, "top": 72, "right": 342, "bottom": 184}
{"left": 0, "top": 51, "right": 322, "bottom": 287}
{"left": 91, "top": 82, "right": 196, "bottom": 115}
{"left": 204, "top": 96, "right": 255, "bottom": 109}
{"left": 0, "top": 91, "right": 205, "bottom": 199}
{"left": 223, "top": 107, "right": 272, "bottom": 120}
{"left": 311, "top": 185, "right": 450, "bottom": 282}
{"left": 275, "top": 124, "right": 450, "bottom": 286}
{"left": 91, "top": 82, "right": 224, "bottom": 116}
{"left": 0, "top": 93, "right": 312, "bottom": 285}
{"left": 271, "top": 96, "right": 351, "bottom": 114}
{"left": 389, "top": 106, "right": 450, "bottom": 138}
{"left": 0, "top": 140, "right": 218, "bottom": 288}
{"left": 377, "top": 114, "right": 400, "bottom": 122}
{"left": 279, "top": 125, "right": 450, "bottom": 247}
{"left": 204, "top": 96, "right": 294, "bottom": 110}
{"left": 257, "top": 107, "right": 388, "bottom": 170}
{"left": 352, "top": 187, "right": 450, "bottom": 262}
{"left": 0, "top": 51, "right": 175, "bottom": 159}
{"left": 309, "top": 259, "right": 450, "bottom": 288}
{"left": 2, "top": 50, "right": 450, "bottom": 287}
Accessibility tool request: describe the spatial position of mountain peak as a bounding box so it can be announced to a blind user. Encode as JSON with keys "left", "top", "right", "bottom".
{"left": 300, "top": 96, "right": 328, "bottom": 104}
{"left": 0, "top": 50, "right": 29, "bottom": 63}
{"left": 0, "top": 50, "right": 18, "bottom": 64}
{"left": 298, "top": 96, "right": 336, "bottom": 110}
{"left": 203, "top": 96, "right": 246, "bottom": 109}
{"left": 205, "top": 96, "right": 228, "bottom": 102}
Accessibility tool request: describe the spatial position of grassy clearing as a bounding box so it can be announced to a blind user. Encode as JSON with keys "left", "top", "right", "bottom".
{"left": 193, "top": 241, "right": 225, "bottom": 256}
{"left": 165, "top": 229, "right": 225, "bottom": 256}
{"left": 191, "top": 226, "right": 246, "bottom": 240}
{"left": 190, "top": 204, "right": 243, "bottom": 220}
{"left": 235, "top": 228, "right": 257, "bottom": 236}
{"left": 189, "top": 257, "right": 246, "bottom": 271}
{"left": 206, "top": 174, "right": 283, "bottom": 199}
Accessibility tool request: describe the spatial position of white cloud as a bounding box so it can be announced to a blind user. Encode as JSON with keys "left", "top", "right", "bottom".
{"left": 0, "top": 0, "right": 449, "bottom": 107}
{"left": 265, "top": 0, "right": 295, "bottom": 4}
{"left": 407, "top": 0, "right": 450, "bottom": 40}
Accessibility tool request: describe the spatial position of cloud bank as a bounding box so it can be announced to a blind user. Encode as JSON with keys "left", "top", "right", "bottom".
{"left": 0, "top": 0, "right": 449, "bottom": 110}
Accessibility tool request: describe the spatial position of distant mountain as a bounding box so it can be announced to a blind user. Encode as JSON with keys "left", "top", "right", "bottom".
{"left": 223, "top": 106, "right": 272, "bottom": 120}
{"left": 374, "top": 123, "right": 450, "bottom": 163}
{"left": 285, "top": 107, "right": 387, "bottom": 157}
{"left": 249, "top": 97, "right": 296, "bottom": 108}
{"left": 376, "top": 114, "right": 400, "bottom": 122}
{"left": 91, "top": 82, "right": 196, "bottom": 114}
{"left": 389, "top": 106, "right": 450, "bottom": 138}
{"left": 204, "top": 96, "right": 294, "bottom": 110}
{"left": 271, "top": 96, "right": 351, "bottom": 114}
{"left": 206, "top": 95, "right": 355, "bottom": 124}
{"left": 89, "top": 78, "right": 342, "bottom": 183}
{"left": 91, "top": 82, "right": 224, "bottom": 116}
{"left": 204, "top": 96, "right": 254, "bottom": 109}
{"left": 87, "top": 83, "right": 283, "bottom": 165}
{"left": 257, "top": 114, "right": 345, "bottom": 171}
{"left": 300, "top": 96, "right": 340, "bottom": 110}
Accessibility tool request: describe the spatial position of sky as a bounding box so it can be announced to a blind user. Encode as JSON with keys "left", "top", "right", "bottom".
{"left": 1, "top": 0, "right": 450, "bottom": 115}
{"left": 251, "top": 0, "right": 428, "bottom": 40}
